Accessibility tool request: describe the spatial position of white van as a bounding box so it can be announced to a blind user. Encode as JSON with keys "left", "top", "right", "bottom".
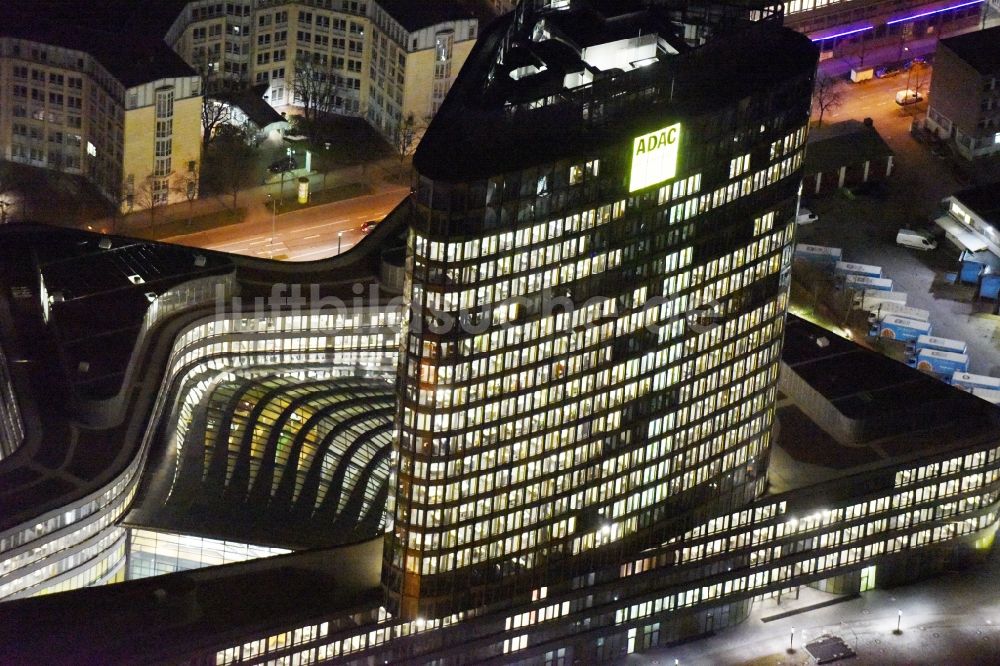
{"left": 896, "top": 228, "right": 937, "bottom": 250}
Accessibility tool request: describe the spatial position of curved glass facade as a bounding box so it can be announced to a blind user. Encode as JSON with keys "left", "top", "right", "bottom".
{"left": 384, "top": 0, "right": 816, "bottom": 620}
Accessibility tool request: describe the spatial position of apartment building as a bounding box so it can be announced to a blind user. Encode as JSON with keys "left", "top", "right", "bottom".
{"left": 925, "top": 25, "right": 1000, "bottom": 160}
{"left": 166, "top": 0, "right": 476, "bottom": 142}
{"left": 0, "top": 9, "right": 203, "bottom": 211}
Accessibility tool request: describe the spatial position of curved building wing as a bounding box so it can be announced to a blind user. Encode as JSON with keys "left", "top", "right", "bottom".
{"left": 129, "top": 373, "right": 395, "bottom": 549}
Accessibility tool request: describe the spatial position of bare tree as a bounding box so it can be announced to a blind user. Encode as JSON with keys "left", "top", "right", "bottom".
{"left": 394, "top": 114, "right": 418, "bottom": 163}
{"left": 0, "top": 160, "right": 21, "bottom": 224}
{"left": 132, "top": 175, "right": 166, "bottom": 226}
{"left": 203, "top": 125, "right": 258, "bottom": 211}
{"left": 906, "top": 61, "right": 930, "bottom": 97}
{"left": 201, "top": 99, "right": 231, "bottom": 147}
{"left": 812, "top": 75, "right": 845, "bottom": 128}
{"left": 291, "top": 55, "right": 340, "bottom": 125}
{"left": 172, "top": 165, "right": 200, "bottom": 226}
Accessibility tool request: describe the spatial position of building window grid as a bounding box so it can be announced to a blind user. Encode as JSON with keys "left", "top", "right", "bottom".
{"left": 394, "top": 131, "right": 801, "bottom": 579}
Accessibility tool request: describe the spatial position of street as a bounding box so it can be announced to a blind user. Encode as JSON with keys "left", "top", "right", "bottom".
{"left": 162, "top": 185, "right": 408, "bottom": 261}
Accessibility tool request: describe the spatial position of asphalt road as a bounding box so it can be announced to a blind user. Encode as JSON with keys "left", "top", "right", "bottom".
{"left": 162, "top": 186, "right": 409, "bottom": 261}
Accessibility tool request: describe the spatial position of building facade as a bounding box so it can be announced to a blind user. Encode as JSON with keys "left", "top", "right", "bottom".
{"left": 384, "top": 0, "right": 814, "bottom": 622}
{"left": 122, "top": 76, "right": 204, "bottom": 210}
{"left": 0, "top": 16, "right": 203, "bottom": 212}
{"left": 0, "top": 36, "right": 126, "bottom": 203}
{"left": 924, "top": 26, "right": 1000, "bottom": 160}
{"left": 165, "top": 0, "right": 477, "bottom": 143}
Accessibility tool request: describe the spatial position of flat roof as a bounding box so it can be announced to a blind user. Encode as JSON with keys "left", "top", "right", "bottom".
{"left": 0, "top": 4, "right": 195, "bottom": 88}
{"left": 415, "top": 6, "right": 817, "bottom": 181}
{"left": 0, "top": 539, "right": 383, "bottom": 663}
{"left": 772, "top": 316, "right": 1000, "bottom": 491}
{"left": 378, "top": 0, "right": 475, "bottom": 33}
{"left": 804, "top": 120, "right": 893, "bottom": 175}
{"left": 940, "top": 25, "right": 1000, "bottom": 75}
{"left": 952, "top": 182, "right": 1000, "bottom": 228}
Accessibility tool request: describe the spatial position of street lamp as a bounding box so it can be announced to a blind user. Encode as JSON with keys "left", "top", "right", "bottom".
{"left": 266, "top": 193, "right": 277, "bottom": 259}
{"left": 338, "top": 230, "right": 344, "bottom": 254}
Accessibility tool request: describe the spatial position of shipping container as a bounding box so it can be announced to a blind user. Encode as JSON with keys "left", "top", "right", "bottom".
{"left": 875, "top": 315, "right": 931, "bottom": 342}
{"left": 835, "top": 261, "right": 882, "bottom": 278}
{"left": 869, "top": 302, "right": 929, "bottom": 322}
{"left": 971, "top": 387, "right": 1000, "bottom": 405}
{"left": 845, "top": 274, "right": 893, "bottom": 292}
{"left": 857, "top": 291, "right": 907, "bottom": 310}
{"left": 914, "top": 349, "right": 969, "bottom": 377}
{"left": 794, "top": 243, "right": 842, "bottom": 263}
{"left": 914, "top": 335, "right": 967, "bottom": 355}
{"left": 951, "top": 372, "right": 1000, "bottom": 391}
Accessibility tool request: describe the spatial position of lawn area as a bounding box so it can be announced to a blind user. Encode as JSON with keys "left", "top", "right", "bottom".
{"left": 271, "top": 182, "right": 373, "bottom": 213}
{"left": 128, "top": 207, "right": 247, "bottom": 241}
{"left": 294, "top": 115, "right": 393, "bottom": 168}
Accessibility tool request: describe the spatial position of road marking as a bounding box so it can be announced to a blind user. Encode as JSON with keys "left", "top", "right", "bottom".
{"left": 303, "top": 234, "right": 322, "bottom": 240}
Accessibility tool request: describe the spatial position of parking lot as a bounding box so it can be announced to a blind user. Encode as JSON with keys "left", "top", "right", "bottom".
{"left": 793, "top": 74, "right": 1000, "bottom": 376}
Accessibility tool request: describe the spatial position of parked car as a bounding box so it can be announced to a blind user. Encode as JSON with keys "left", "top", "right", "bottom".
{"left": 894, "top": 89, "right": 923, "bottom": 106}
{"left": 896, "top": 228, "right": 937, "bottom": 251}
{"left": 360, "top": 220, "right": 379, "bottom": 234}
{"left": 875, "top": 65, "right": 901, "bottom": 78}
{"left": 795, "top": 207, "right": 818, "bottom": 225}
{"left": 267, "top": 156, "right": 297, "bottom": 173}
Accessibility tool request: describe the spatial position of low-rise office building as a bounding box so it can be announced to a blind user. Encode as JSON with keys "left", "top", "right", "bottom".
{"left": 925, "top": 25, "right": 1000, "bottom": 160}
{"left": 803, "top": 119, "right": 894, "bottom": 195}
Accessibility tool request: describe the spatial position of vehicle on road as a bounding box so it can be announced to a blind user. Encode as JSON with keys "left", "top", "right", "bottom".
{"left": 795, "top": 207, "right": 818, "bottom": 225}
{"left": 360, "top": 220, "right": 379, "bottom": 234}
{"left": 895, "top": 89, "right": 923, "bottom": 106}
{"left": 896, "top": 228, "right": 937, "bottom": 250}
{"left": 267, "top": 156, "right": 297, "bottom": 173}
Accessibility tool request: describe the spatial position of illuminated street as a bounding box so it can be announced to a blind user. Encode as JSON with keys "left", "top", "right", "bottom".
{"left": 162, "top": 184, "right": 409, "bottom": 261}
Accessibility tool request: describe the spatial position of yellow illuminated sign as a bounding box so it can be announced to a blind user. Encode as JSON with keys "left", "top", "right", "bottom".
{"left": 629, "top": 123, "right": 680, "bottom": 193}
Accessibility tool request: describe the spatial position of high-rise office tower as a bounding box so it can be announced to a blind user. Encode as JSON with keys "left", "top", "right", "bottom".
{"left": 384, "top": 0, "right": 817, "bottom": 620}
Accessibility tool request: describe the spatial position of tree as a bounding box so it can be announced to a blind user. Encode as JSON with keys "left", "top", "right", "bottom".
{"left": 0, "top": 160, "right": 22, "bottom": 224}
{"left": 812, "top": 75, "right": 845, "bottom": 128}
{"left": 392, "top": 114, "right": 428, "bottom": 179}
{"left": 172, "top": 165, "right": 200, "bottom": 226}
{"left": 291, "top": 55, "right": 340, "bottom": 125}
{"left": 203, "top": 125, "right": 258, "bottom": 211}
{"left": 132, "top": 174, "right": 166, "bottom": 226}
{"left": 201, "top": 99, "right": 232, "bottom": 147}
{"left": 906, "top": 61, "right": 930, "bottom": 98}
{"left": 394, "top": 114, "right": 418, "bottom": 164}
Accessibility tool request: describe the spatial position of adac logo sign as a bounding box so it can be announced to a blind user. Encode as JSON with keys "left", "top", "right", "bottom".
{"left": 629, "top": 123, "right": 680, "bottom": 193}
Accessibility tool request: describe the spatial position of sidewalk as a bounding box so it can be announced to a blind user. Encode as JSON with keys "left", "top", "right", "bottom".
{"left": 99, "top": 155, "right": 408, "bottom": 240}
{"left": 818, "top": 15, "right": 1000, "bottom": 80}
